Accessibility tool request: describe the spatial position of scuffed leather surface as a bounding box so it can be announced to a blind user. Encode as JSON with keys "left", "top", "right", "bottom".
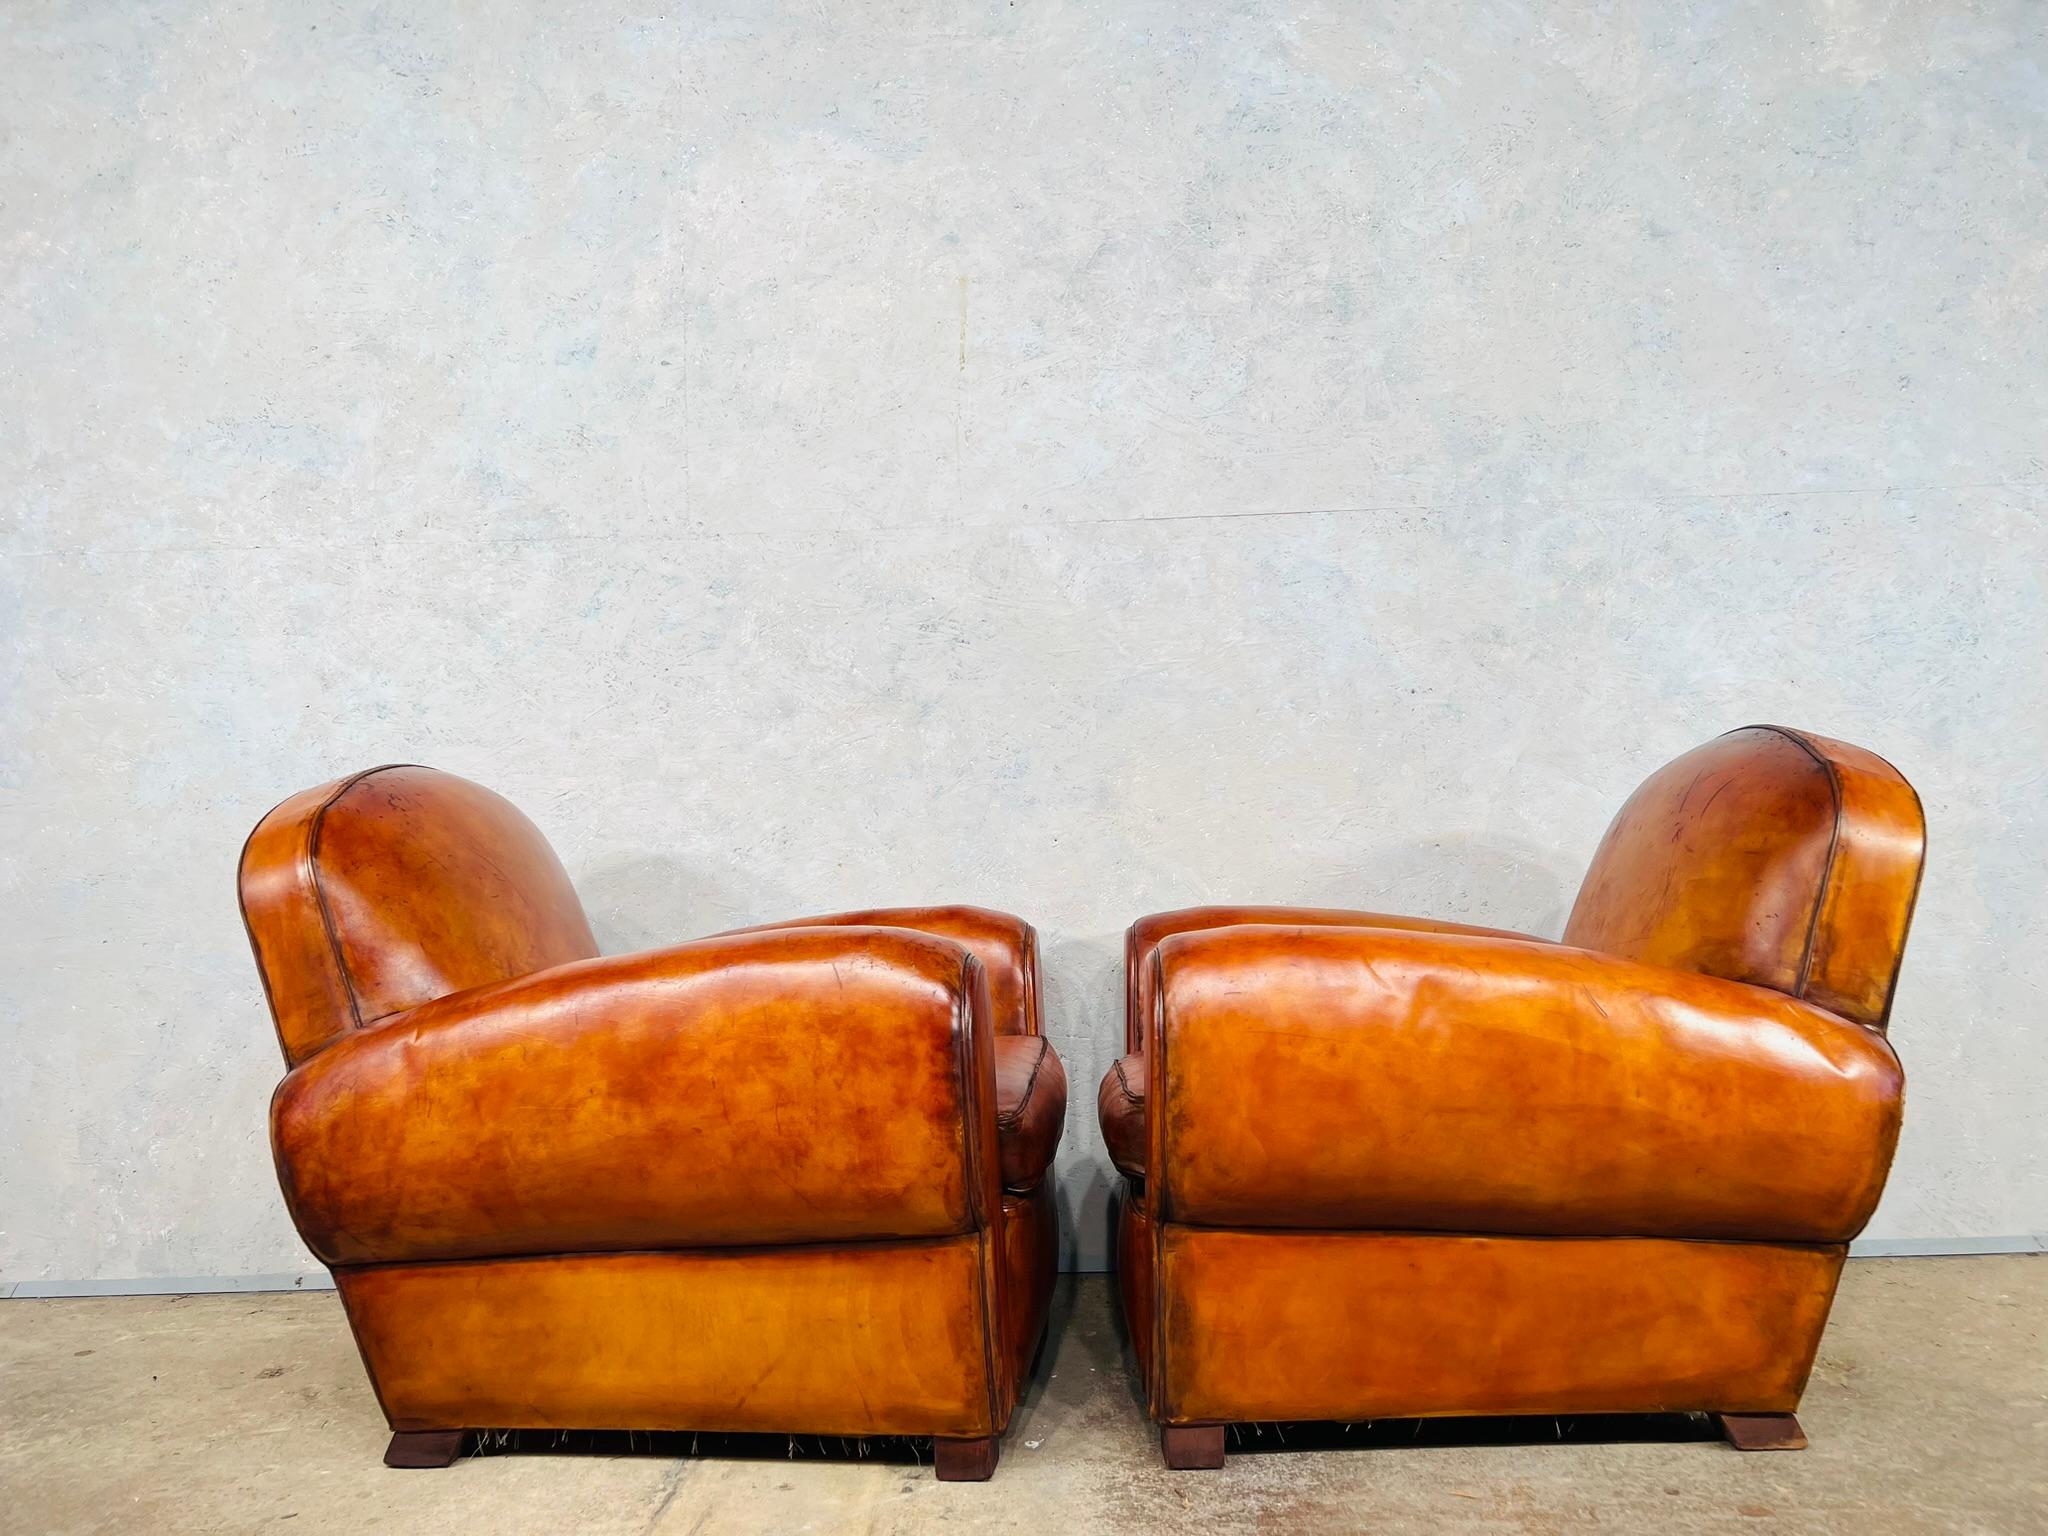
{"left": 1097, "top": 1052, "right": 1147, "bottom": 1178}
{"left": 723, "top": 906, "right": 1041, "bottom": 1036}
{"left": 1155, "top": 924, "right": 1903, "bottom": 1242}
{"left": 994, "top": 1034, "right": 1066, "bottom": 1193}
{"left": 274, "top": 927, "right": 988, "bottom": 1264}
{"left": 1124, "top": 905, "right": 1541, "bottom": 1052}
{"left": 341, "top": 1238, "right": 998, "bottom": 1437}
{"left": 1158, "top": 1229, "right": 1841, "bottom": 1423}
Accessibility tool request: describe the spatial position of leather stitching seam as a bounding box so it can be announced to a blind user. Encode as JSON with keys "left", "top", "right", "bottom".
{"left": 307, "top": 764, "right": 421, "bottom": 1033}
{"left": 1753, "top": 724, "right": 1847, "bottom": 1004}
{"left": 994, "top": 1036, "right": 1050, "bottom": 1131}
{"left": 1110, "top": 1056, "right": 1145, "bottom": 1105}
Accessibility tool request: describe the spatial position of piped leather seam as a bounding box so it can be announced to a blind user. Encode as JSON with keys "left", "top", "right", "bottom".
{"left": 1148, "top": 948, "right": 1170, "bottom": 1418}
{"left": 1150, "top": 1220, "right": 1855, "bottom": 1250}
{"left": 1021, "top": 921, "right": 1043, "bottom": 1037}
{"left": 324, "top": 1229, "right": 985, "bottom": 1275}
{"left": 953, "top": 950, "right": 1004, "bottom": 1436}
{"left": 1757, "top": 724, "right": 1847, "bottom": 1006}
{"left": 306, "top": 764, "right": 420, "bottom": 1036}
{"left": 1110, "top": 1056, "right": 1144, "bottom": 1106}
{"left": 994, "top": 1037, "right": 1050, "bottom": 1131}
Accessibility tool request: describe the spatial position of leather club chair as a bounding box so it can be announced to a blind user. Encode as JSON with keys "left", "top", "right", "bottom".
{"left": 1098, "top": 726, "right": 1923, "bottom": 1469}
{"left": 240, "top": 766, "right": 1066, "bottom": 1480}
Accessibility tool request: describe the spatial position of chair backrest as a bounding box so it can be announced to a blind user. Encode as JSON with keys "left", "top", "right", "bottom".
{"left": 1562, "top": 726, "right": 1924, "bottom": 1029}
{"left": 240, "top": 766, "right": 599, "bottom": 1065}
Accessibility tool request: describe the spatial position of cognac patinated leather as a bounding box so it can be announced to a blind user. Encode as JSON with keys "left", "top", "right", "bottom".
{"left": 1098, "top": 1052, "right": 1147, "bottom": 1178}
{"left": 243, "top": 766, "right": 1063, "bottom": 1478}
{"left": 1101, "top": 726, "right": 1924, "bottom": 1464}
{"left": 1123, "top": 906, "right": 1537, "bottom": 1053}
{"left": 993, "top": 1034, "right": 1066, "bottom": 1193}
{"left": 1151, "top": 926, "right": 1901, "bottom": 1240}
{"left": 725, "top": 905, "right": 1043, "bottom": 1037}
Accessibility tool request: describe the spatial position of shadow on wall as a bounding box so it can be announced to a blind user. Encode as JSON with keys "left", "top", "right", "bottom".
{"left": 1038, "top": 928, "right": 1128, "bottom": 1269}
{"left": 1339, "top": 835, "right": 1584, "bottom": 940}
{"left": 573, "top": 856, "right": 808, "bottom": 954}
{"left": 575, "top": 833, "right": 1584, "bottom": 969}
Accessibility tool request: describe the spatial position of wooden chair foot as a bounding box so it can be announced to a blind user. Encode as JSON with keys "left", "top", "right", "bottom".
{"left": 1719, "top": 1412, "right": 1807, "bottom": 1451}
{"left": 384, "top": 1429, "right": 465, "bottom": 1468}
{"left": 1162, "top": 1424, "right": 1226, "bottom": 1470}
{"left": 934, "top": 1435, "right": 1000, "bottom": 1481}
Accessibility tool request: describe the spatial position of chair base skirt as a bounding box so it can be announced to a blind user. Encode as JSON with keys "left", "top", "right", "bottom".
{"left": 337, "top": 1235, "right": 1001, "bottom": 1451}
{"left": 1149, "top": 1226, "right": 1845, "bottom": 1429}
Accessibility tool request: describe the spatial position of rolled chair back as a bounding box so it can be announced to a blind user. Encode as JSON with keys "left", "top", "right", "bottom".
{"left": 239, "top": 766, "right": 598, "bottom": 1064}
{"left": 1563, "top": 726, "right": 1924, "bottom": 1029}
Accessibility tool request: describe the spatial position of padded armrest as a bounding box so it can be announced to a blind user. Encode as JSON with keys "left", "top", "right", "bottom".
{"left": 1097, "top": 1052, "right": 1147, "bottom": 1179}
{"left": 1125, "top": 906, "right": 1543, "bottom": 1051}
{"left": 1152, "top": 925, "right": 1903, "bottom": 1243}
{"left": 273, "top": 927, "right": 996, "bottom": 1266}
{"left": 994, "top": 1035, "right": 1066, "bottom": 1192}
{"left": 721, "top": 906, "right": 1041, "bottom": 1036}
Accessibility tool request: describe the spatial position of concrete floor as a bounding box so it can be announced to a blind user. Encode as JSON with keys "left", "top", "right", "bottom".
{"left": 0, "top": 1260, "right": 2042, "bottom": 1534}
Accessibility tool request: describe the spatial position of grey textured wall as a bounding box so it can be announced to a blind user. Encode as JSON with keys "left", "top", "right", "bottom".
{"left": 3, "top": 1, "right": 2044, "bottom": 1285}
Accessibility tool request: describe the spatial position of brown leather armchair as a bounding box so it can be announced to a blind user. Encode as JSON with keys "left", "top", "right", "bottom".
{"left": 241, "top": 766, "right": 1065, "bottom": 1480}
{"left": 1098, "top": 726, "right": 1922, "bottom": 1468}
